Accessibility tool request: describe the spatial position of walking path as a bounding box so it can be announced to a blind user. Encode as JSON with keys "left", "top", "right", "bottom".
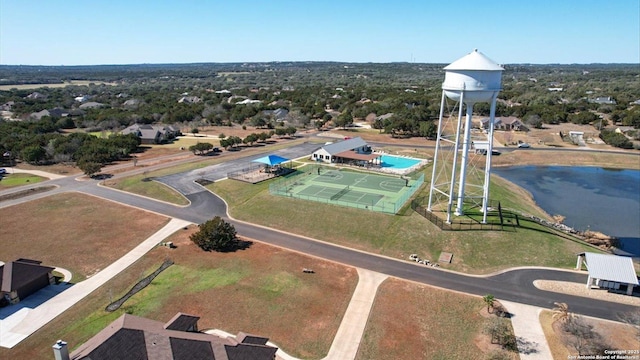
{"left": 501, "top": 300, "right": 553, "bottom": 360}
{"left": 0, "top": 218, "right": 191, "bottom": 348}
{"left": 6, "top": 168, "right": 68, "bottom": 180}
{"left": 323, "top": 268, "right": 388, "bottom": 360}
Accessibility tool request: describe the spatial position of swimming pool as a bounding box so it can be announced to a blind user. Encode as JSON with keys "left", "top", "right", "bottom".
{"left": 380, "top": 155, "right": 421, "bottom": 169}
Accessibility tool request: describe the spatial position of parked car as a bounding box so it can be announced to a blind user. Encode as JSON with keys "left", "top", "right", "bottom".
{"left": 517, "top": 143, "right": 531, "bottom": 148}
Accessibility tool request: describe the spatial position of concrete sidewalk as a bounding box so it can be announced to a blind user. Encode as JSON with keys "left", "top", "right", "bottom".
{"left": 323, "top": 268, "right": 388, "bottom": 360}
{"left": 0, "top": 218, "right": 191, "bottom": 348}
{"left": 501, "top": 300, "right": 553, "bottom": 360}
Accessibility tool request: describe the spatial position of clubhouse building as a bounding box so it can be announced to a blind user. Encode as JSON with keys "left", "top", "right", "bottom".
{"left": 311, "top": 137, "right": 381, "bottom": 166}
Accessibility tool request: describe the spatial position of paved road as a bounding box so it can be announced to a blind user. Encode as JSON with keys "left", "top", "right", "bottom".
{"left": 155, "top": 142, "right": 320, "bottom": 194}
{"left": 1, "top": 144, "right": 637, "bottom": 323}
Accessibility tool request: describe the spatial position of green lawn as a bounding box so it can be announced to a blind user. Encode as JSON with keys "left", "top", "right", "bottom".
{"left": 209, "top": 167, "right": 600, "bottom": 274}
{"left": 0, "top": 173, "right": 46, "bottom": 188}
{"left": 111, "top": 174, "right": 190, "bottom": 205}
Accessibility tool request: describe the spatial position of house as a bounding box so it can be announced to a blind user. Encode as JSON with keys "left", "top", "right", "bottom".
{"left": 122, "top": 98, "right": 143, "bottom": 109}
{"left": 78, "top": 102, "right": 105, "bottom": 110}
{"left": 30, "top": 109, "right": 51, "bottom": 120}
{"left": 178, "top": 96, "right": 202, "bottom": 104}
{"left": 311, "top": 137, "right": 379, "bottom": 165}
{"left": 60, "top": 312, "right": 278, "bottom": 360}
{"left": 589, "top": 96, "right": 617, "bottom": 105}
{"left": 0, "top": 258, "right": 55, "bottom": 305}
{"left": 481, "top": 117, "right": 528, "bottom": 132}
{"left": 236, "top": 99, "right": 262, "bottom": 105}
{"left": 26, "top": 91, "right": 47, "bottom": 100}
{"left": 576, "top": 253, "right": 639, "bottom": 295}
{"left": 121, "top": 124, "right": 181, "bottom": 144}
{"left": 0, "top": 101, "right": 14, "bottom": 111}
{"left": 262, "top": 108, "right": 289, "bottom": 121}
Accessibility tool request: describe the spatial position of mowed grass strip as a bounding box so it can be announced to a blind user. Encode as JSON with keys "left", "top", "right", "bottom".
{"left": 356, "top": 279, "right": 491, "bottom": 360}
{"left": 0, "top": 192, "right": 169, "bottom": 280}
{"left": 111, "top": 175, "right": 190, "bottom": 205}
{"left": 210, "top": 169, "right": 599, "bottom": 274}
{"left": 0, "top": 173, "right": 46, "bottom": 189}
{"left": 0, "top": 227, "right": 357, "bottom": 360}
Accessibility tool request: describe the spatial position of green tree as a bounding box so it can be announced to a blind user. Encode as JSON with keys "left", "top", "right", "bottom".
{"left": 418, "top": 120, "right": 437, "bottom": 139}
{"left": 483, "top": 294, "right": 495, "bottom": 313}
{"left": 190, "top": 216, "right": 238, "bottom": 252}
{"left": 21, "top": 145, "right": 47, "bottom": 164}
{"left": 77, "top": 159, "right": 102, "bottom": 177}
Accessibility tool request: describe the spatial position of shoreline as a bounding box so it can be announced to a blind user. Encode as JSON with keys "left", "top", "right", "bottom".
{"left": 493, "top": 166, "right": 640, "bottom": 257}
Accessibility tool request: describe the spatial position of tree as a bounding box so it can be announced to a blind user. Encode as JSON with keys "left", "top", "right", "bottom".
{"left": 524, "top": 114, "right": 543, "bottom": 129}
{"left": 21, "top": 145, "right": 47, "bottom": 164}
{"left": 552, "top": 302, "right": 571, "bottom": 323}
{"left": 77, "top": 159, "right": 102, "bottom": 177}
{"left": 190, "top": 216, "right": 238, "bottom": 252}
{"left": 483, "top": 294, "right": 495, "bottom": 313}
{"left": 418, "top": 120, "right": 437, "bottom": 139}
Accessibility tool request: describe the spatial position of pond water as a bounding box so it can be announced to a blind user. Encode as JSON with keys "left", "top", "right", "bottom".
{"left": 493, "top": 166, "right": 640, "bottom": 256}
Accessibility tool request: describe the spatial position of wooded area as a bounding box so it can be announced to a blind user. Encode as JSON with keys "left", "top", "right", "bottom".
{"left": 1, "top": 62, "right": 638, "bottom": 173}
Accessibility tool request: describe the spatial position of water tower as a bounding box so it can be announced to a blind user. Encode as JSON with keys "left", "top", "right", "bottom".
{"left": 427, "top": 49, "right": 503, "bottom": 223}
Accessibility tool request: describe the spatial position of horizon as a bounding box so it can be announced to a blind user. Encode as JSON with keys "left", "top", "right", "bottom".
{"left": 1, "top": 0, "right": 639, "bottom": 66}
{"left": 1, "top": 60, "right": 639, "bottom": 67}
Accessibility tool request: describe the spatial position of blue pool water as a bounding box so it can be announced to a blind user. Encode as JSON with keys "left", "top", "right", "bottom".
{"left": 380, "top": 155, "right": 421, "bottom": 169}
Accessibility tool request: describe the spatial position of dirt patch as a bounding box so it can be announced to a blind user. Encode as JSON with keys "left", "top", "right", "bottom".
{"left": 0, "top": 193, "right": 169, "bottom": 279}
{"left": 356, "top": 279, "right": 509, "bottom": 359}
{"left": 541, "top": 310, "right": 638, "bottom": 358}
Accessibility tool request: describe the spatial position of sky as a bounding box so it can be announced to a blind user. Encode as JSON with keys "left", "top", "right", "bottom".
{"left": 1, "top": 0, "right": 638, "bottom": 65}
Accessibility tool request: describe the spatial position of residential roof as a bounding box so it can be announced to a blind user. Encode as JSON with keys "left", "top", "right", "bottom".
{"left": 70, "top": 313, "right": 278, "bottom": 360}
{"left": 164, "top": 313, "right": 200, "bottom": 331}
{"left": 0, "top": 259, "right": 54, "bottom": 293}
{"left": 583, "top": 252, "right": 639, "bottom": 285}
{"left": 320, "top": 137, "right": 368, "bottom": 155}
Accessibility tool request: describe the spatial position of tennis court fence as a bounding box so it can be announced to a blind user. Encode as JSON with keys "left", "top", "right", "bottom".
{"left": 269, "top": 167, "right": 425, "bottom": 214}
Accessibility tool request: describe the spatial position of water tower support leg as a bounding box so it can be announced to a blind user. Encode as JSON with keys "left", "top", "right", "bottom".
{"left": 447, "top": 92, "right": 466, "bottom": 222}
{"left": 481, "top": 93, "right": 498, "bottom": 223}
{"left": 455, "top": 102, "right": 474, "bottom": 216}
{"left": 427, "top": 91, "right": 447, "bottom": 212}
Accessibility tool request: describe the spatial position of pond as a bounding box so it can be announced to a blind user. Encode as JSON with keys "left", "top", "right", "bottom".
{"left": 493, "top": 166, "right": 640, "bottom": 256}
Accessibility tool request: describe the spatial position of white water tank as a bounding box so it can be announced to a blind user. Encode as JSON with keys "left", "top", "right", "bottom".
{"left": 442, "top": 49, "right": 504, "bottom": 104}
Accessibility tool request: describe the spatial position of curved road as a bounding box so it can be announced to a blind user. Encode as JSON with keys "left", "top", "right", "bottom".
{"left": 1, "top": 142, "right": 637, "bottom": 322}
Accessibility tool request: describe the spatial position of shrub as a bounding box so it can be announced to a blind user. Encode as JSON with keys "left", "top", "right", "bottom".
{"left": 190, "top": 216, "right": 238, "bottom": 252}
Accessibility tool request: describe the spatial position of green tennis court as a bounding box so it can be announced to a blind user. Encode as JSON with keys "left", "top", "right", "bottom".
{"left": 269, "top": 166, "right": 425, "bottom": 214}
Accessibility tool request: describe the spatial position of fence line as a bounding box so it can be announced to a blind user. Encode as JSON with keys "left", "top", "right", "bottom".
{"left": 411, "top": 197, "right": 505, "bottom": 231}
{"left": 269, "top": 167, "right": 424, "bottom": 214}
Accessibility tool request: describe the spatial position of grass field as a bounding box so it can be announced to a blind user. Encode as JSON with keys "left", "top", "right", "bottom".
{"left": 0, "top": 225, "right": 357, "bottom": 360}
{"left": 0, "top": 173, "right": 46, "bottom": 189}
{"left": 210, "top": 166, "right": 599, "bottom": 274}
{"left": 0, "top": 193, "right": 168, "bottom": 280}
{"left": 357, "top": 278, "right": 515, "bottom": 360}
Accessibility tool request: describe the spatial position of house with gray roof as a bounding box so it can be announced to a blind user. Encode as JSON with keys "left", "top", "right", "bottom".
{"left": 121, "top": 124, "right": 181, "bottom": 144}
{"left": 79, "top": 102, "right": 105, "bottom": 110}
{"left": 62, "top": 312, "right": 277, "bottom": 360}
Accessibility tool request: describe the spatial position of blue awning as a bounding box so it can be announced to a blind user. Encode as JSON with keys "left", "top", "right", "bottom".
{"left": 252, "top": 154, "right": 289, "bottom": 166}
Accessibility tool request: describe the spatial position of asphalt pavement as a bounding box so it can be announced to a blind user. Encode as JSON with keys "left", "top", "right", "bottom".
{"left": 1, "top": 143, "right": 637, "bottom": 323}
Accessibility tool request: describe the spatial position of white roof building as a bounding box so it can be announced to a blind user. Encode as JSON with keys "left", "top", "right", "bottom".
{"left": 577, "top": 252, "right": 639, "bottom": 295}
